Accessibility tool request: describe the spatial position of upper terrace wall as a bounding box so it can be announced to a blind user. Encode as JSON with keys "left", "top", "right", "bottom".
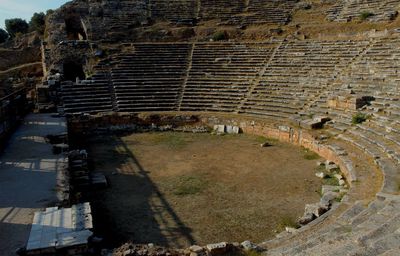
{"left": 45, "top": 0, "right": 300, "bottom": 44}
{"left": 327, "top": 0, "right": 400, "bottom": 22}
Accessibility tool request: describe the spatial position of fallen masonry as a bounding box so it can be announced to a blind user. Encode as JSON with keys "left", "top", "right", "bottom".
{"left": 25, "top": 202, "right": 93, "bottom": 255}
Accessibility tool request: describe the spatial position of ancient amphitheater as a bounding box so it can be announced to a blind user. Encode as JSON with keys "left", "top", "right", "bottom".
{"left": 1, "top": 0, "right": 400, "bottom": 255}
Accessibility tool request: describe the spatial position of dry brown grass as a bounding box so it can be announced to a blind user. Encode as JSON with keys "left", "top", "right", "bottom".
{"left": 87, "top": 132, "right": 323, "bottom": 248}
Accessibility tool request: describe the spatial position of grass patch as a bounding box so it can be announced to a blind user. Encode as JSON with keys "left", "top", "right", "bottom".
{"left": 334, "top": 192, "right": 346, "bottom": 202}
{"left": 150, "top": 132, "right": 191, "bottom": 149}
{"left": 251, "top": 135, "right": 278, "bottom": 145}
{"left": 172, "top": 175, "right": 208, "bottom": 196}
{"left": 323, "top": 174, "right": 340, "bottom": 186}
{"left": 277, "top": 215, "right": 300, "bottom": 230}
{"left": 212, "top": 31, "right": 228, "bottom": 41}
{"left": 302, "top": 148, "right": 320, "bottom": 160}
{"left": 352, "top": 112, "right": 368, "bottom": 125}
{"left": 242, "top": 250, "right": 263, "bottom": 256}
{"left": 359, "top": 11, "right": 374, "bottom": 21}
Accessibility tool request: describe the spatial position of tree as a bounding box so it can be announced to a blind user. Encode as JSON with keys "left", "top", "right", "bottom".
{"left": 29, "top": 12, "right": 46, "bottom": 34}
{"left": 0, "top": 28, "right": 9, "bottom": 43}
{"left": 5, "top": 18, "right": 29, "bottom": 38}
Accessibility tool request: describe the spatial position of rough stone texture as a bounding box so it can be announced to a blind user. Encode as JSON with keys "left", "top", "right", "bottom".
{"left": 206, "top": 242, "right": 228, "bottom": 255}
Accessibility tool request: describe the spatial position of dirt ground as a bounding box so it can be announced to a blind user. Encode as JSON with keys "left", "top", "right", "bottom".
{"left": 87, "top": 132, "right": 323, "bottom": 248}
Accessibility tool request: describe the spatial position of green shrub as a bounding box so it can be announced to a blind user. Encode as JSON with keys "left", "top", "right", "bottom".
{"left": 0, "top": 28, "right": 9, "bottom": 43}
{"left": 5, "top": 18, "right": 29, "bottom": 38}
{"left": 323, "top": 174, "right": 339, "bottom": 186}
{"left": 277, "top": 216, "right": 300, "bottom": 230}
{"left": 212, "top": 31, "right": 228, "bottom": 41}
{"left": 359, "top": 11, "right": 374, "bottom": 21}
{"left": 352, "top": 112, "right": 368, "bottom": 124}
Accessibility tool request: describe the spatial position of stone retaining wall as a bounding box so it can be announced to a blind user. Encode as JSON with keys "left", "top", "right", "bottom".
{"left": 67, "top": 112, "right": 356, "bottom": 184}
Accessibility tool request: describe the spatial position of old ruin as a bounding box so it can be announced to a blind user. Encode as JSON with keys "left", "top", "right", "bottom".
{"left": 1, "top": 0, "right": 400, "bottom": 255}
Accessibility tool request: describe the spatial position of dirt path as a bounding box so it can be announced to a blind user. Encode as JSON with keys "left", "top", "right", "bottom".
{"left": 0, "top": 62, "right": 42, "bottom": 74}
{"left": 0, "top": 114, "right": 66, "bottom": 255}
{"left": 88, "top": 132, "right": 323, "bottom": 248}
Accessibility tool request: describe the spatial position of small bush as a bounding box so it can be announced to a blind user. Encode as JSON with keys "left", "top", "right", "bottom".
{"left": 212, "top": 31, "right": 228, "bottom": 41}
{"left": 352, "top": 112, "right": 368, "bottom": 124}
{"left": 277, "top": 216, "right": 300, "bottom": 230}
{"left": 359, "top": 11, "right": 374, "bottom": 21}
{"left": 323, "top": 174, "right": 339, "bottom": 186}
{"left": 0, "top": 28, "right": 8, "bottom": 43}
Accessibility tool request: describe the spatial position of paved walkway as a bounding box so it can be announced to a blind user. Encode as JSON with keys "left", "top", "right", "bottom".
{"left": 0, "top": 114, "right": 66, "bottom": 255}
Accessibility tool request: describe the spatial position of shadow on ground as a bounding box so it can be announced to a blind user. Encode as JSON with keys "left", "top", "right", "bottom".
{"left": 86, "top": 136, "right": 195, "bottom": 248}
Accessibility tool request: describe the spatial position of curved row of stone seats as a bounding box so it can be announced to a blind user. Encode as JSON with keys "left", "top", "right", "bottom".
{"left": 198, "top": 0, "right": 297, "bottom": 26}
{"left": 240, "top": 0, "right": 298, "bottom": 26}
{"left": 266, "top": 193, "right": 400, "bottom": 255}
{"left": 150, "top": 0, "right": 198, "bottom": 25}
{"left": 199, "top": 0, "right": 245, "bottom": 23}
{"left": 57, "top": 39, "right": 400, "bottom": 253}
{"left": 111, "top": 44, "right": 191, "bottom": 112}
{"left": 240, "top": 40, "right": 370, "bottom": 119}
{"left": 180, "top": 42, "right": 278, "bottom": 112}
{"left": 95, "top": 0, "right": 148, "bottom": 31}
{"left": 61, "top": 71, "right": 114, "bottom": 114}
{"left": 326, "top": 0, "right": 400, "bottom": 22}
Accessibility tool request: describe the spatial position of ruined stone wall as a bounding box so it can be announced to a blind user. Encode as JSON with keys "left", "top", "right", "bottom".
{"left": 43, "top": 41, "right": 92, "bottom": 77}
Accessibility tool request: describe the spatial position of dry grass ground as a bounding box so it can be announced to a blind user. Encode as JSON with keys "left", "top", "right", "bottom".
{"left": 87, "top": 132, "right": 323, "bottom": 248}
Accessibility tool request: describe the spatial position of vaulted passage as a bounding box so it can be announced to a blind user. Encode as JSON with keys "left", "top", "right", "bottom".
{"left": 63, "top": 61, "right": 85, "bottom": 81}
{"left": 65, "top": 16, "right": 87, "bottom": 40}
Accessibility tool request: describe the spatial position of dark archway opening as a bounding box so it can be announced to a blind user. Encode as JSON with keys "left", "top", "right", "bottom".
{"left": 65, "top": 16, "right": 87, "bottom": 40}
{"left": 63, "top": 62, "right": 85, "bottom": 81}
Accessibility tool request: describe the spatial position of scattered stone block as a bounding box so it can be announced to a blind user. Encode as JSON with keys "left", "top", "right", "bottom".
{"left": 189, "top": 245, "right": 204, "bottom": 253}
{"left": 241, "top": 240, "right": 262, "bottom": 251}
{"left": 285, "top": 227, "right": 297, "bottom": 233}
{"left": 320, "top": 191, "right": 339, "bottom": 207}
{"left": 261, "top": 142, "right": 272, "bottom": 147}
{"left": 91, "top": 173, "right": 108, "bottom": 188}
{"left": 206, "top": 242, "right": 228, "bottom": 255}
{"left": 213, "top": 125, "right": 225, "bottom": 133}
{"left": 298, "top": 212, "right": 315, "bottom": 225}
{"left": 232, "top": 126, "right": 240, "bottom": 134}
{"left": 321, "top": 185, "right": 342, "bottom": 194}
{"left": 304, "top": 203, "right": 328, "bottom": 217}
{"left": 334, "top": 174, "right": 343, "bottom": 180}
{"left": 315, "top": 172, "right": 325, "bottom": 178}
{"left": 326, "top": 163, "right": 339, "bottom": 171}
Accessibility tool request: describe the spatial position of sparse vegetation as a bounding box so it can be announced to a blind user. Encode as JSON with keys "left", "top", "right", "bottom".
{"left": 253, "top": 135, "right": 278, "bottom": 145}
{"left": 359, "top": 11, "right": 374, "bottom": 21}
{"left": 29, "top": 12, "right": 46, "bottom": 34}
{"left": 277, "top": 215, "right": 300, "bottom": 230}
{"left": 212, "top": 31, "right": 228, "bottom": 41}
{"left": 334, "top": 192, "right": 346, "bottom": 202}
{"left": 323, "top": 174, "right": 340, "bottom": 186}
{"left": 302, "top": 148, "right": 320, "bottom": 160}
{"left": 5, "top": 18, "right": 29, "bottom": 38}
{"left": 352, "top": 112, "right": 368, "bottom": 124}
{"left": 151, "top": 132, "right": 190, "bottom": 149}
{"left": 172, "top": 175, "right": 208, "bottom": 196}
{"left": 242, "top": 250, "right": 263, "bottom": 256}
{"left": 0, "top": 29, "right": 8, "bottom": 43}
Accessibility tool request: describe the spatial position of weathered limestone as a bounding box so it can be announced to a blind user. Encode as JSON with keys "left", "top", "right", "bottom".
{"left": 327, "top": 94, "right": 374, "bottom": 110}
{"left": 26, "top": 203, "right": 93, "bottom": 255}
